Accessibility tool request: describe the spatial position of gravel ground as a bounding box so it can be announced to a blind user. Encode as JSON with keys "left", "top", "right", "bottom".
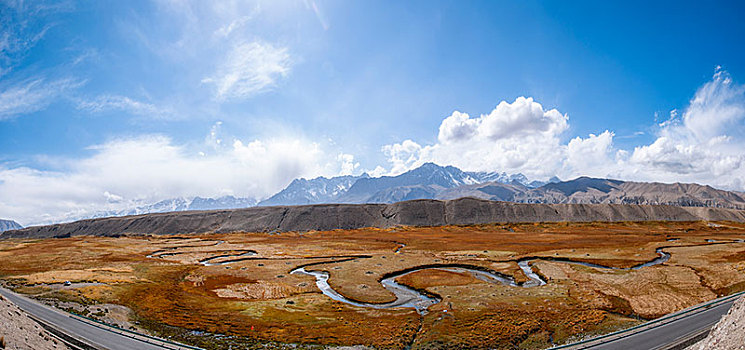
{"left": 688, "top": 296, "right": 745, "bottom": 350}
{"left": 0, "top": 295, "right": 70, "bottom": 350}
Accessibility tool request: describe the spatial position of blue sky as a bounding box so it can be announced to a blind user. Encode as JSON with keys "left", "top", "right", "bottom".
{"left": 2, "top": 0, "right": 745, "bottom": 225}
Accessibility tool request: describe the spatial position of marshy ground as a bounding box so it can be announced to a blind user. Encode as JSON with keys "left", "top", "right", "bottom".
{"left": 1, "top": 221, "right": 745, "bottom": 349}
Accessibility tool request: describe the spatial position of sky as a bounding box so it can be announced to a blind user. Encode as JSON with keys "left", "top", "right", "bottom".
{"left": 2, "top": 0, "right": 745, "bottom": 226}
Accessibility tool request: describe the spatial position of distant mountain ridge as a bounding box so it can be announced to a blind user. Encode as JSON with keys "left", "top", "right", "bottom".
{"left": 259, "top": 163, "right": 550, "bottom": 206}
{"left": 57, "top": 163, "right": 745, "bottom": 226}
{"left": 93, "top": 195, "right": 257, "bottom": 219}
{"left": 0, "top": 219, "right": 22, "bottom": 232}
{"left": 259, "top": 163, "right": 745, "bottom": 210}
{"left": 260, "top": 174, "right": 369, "bottom": 206}
{"left": 437, "top": 176, "right": 745, "bottom": 209}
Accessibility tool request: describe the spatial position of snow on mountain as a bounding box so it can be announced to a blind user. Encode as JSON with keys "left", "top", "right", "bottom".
{"left": 93, "top": 195, "right": 257, "bottom": 219}
{"left": 259, "top": 174, "right": 369, "bottom": 206}
{"left": 53, "top": 164, "right": 544, "bottom": 222}
{"left": 0, "top": 219, "right": 22, "bottom": 232}
{"left": 260, "top": 163, "right": 541, "bottom": 205}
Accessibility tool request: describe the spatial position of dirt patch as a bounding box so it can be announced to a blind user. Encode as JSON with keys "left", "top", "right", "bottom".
{"left": 214, "top": 281, "right": 301, "bottom": 300}
{"left": 396, "top": 269, "right": 482, "bottom": 289}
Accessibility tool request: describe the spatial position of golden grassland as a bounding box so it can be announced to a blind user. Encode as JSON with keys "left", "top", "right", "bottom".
{"left": 1, "top": 221, "right": 745, "bottom": 349}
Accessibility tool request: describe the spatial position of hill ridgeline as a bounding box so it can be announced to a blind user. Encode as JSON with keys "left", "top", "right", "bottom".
{"left": 3, "top": 198, "right": 745, "bottom": 239}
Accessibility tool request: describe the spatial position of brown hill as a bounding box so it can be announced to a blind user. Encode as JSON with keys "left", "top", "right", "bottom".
{"left": 438, "top": 177, "right": 745, "bottom": 209}
{"left": 3, "top": 198, "right": 745, "bottom": 239}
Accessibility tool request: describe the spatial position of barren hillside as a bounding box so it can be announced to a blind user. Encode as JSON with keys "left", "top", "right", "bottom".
{"left": 4, "top": 198, "right": 745, "bottom": 239}
{"left": 0, "top": 294, "right": 69, "bottom": 350}
{"left": 688, "top": 296, "right": 745, "bottom": 350}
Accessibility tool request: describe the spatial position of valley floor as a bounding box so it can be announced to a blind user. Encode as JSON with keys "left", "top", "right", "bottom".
{"left": 1, "top": 221, "right": 744, "bottom": 349}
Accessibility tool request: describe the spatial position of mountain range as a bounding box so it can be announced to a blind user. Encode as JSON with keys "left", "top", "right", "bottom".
{"left": 259, "top": 174, "right": 369, "bottom": 206}
{"left": 0, "top": 219, "right": 22, "bottom": 232}
{"left": 437, "top": 176, "right": 745, "bottom": 209}
{"left": 8, "top": 163, "right": 745, "bottom": 226}
{"left": 259, "top": 163, "right": 558, "bottom": 206}
{"left": 257, "top": 163, "right": 745, "bottom": 209}
{"left": 92, "top": 195, "right": 258, "bottom": 219}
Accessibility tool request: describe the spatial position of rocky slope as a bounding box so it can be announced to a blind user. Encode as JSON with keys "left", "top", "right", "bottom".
{"left": 3, "top": 198, "right": 745, "bottom": 239}
{"left": 0, "top": 294, "right": 70, "bottom": 350}
{"left": 688, "top": 295, "right": 745, "bottom": 350}
{"left": 438, "top": 177, "right": 745, "bottom": 209}
{"left": 259, "top": 164, "right": 745, "bottom": 210}
{"left": 0, "top": 220, "right": 22, "bottom": 232}
{"left": 259, "top": 174, "right": 368, "bottom": 206}
{"left": 260, "top": 163, "right": 547, "bottom": 206}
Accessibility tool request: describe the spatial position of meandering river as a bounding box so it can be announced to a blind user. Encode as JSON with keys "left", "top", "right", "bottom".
{"left": 291, "top": 244, "right": 703, "bottom": 314}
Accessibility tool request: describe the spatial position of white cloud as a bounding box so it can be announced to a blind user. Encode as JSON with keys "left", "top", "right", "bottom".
{"left": 0, "top": 2, "right": 85, "bottom": 118}
{"left": 214, "top": 14, "right": 254, "bottom": 38}
{"left": 202, "top": 41, "right": 292, "bottom": 101}
{"left": 381, "top": 70, "right": 745, "bottom": 191}
{"left": 0, "top": 134, "right": 353, "bottom": 226}
{"left": 0, "top": 77, "right": 83, "bottom": 119}
{"left": 76, "top": 94, "right": 176, "bottom": 119}
{"left": 337, "top": 153, "right": 360, "bottom": 176}
{"left": 623, "top": 69, "right": 745, "bottom": 189}
{"left": 563, "top": 131, "right": 617, "bottom": 178}
{"left": 681, "top": 69, "right": 745, "bottom": 141}
{"left": 383, "top": 97, "right": 569, "bottom": 178}
{"left": 0, "top": 0, "right": 74, "bottom": 77}
{"left": 382, "top": 139, "right": 425, "bottom": 175}
{"left": 205, "top": 121, "right": 223, "bottom": 148}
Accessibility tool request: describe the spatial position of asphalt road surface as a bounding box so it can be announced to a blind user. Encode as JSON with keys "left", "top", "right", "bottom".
{"left": 2, "top": 283, "right": 739, "bottom": 350}
{"left": 0, "top": 287, "right": 190, "bottom": 350}
{"left": 558, "top": 293, "right": 742, "bottom": 350}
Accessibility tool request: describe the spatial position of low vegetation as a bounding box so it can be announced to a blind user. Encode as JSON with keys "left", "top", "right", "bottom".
{"left": 0, "top": 221, "right": 744, "bottom": 349}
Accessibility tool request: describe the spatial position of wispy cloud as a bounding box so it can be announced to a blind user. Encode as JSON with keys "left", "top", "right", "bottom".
{"left": 304, "top": 0, "right": 329, "bottom": 30}
{"left": 0, "top": 0, "right": 73, "bottom": 77}
{"left": 76, "top": 95, "right": 176, "bottom": 119}
{"left": 201, "top": 41, "right": 292, "bottom": 101}
{"left": 0, "top": 77, "right": 84, "bottom": 120}
{"left": 214, "top": 15, "right": 252, "bottom": 37}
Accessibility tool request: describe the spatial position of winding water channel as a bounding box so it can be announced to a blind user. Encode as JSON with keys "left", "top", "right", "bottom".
{"left": 290, "top": 243, "right": 725, "bottom": 314}
{"left": 146, "top": 238, "right": 744, "bottom": 314}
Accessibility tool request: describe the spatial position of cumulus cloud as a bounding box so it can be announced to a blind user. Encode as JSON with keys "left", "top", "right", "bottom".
{"left": 202, "top": 41, "right": 292, "bottom": 101}
{"left": 0, "top": 134, "right": 354, "bottom": 226}
{"left": 384, "top": 97, "right": 569, "bottom": 178}
{"left": 337, "top": 153, "right": 360, "bottom": 176}
{"left": 563, "top": 131, "right": 618, "bottom": 178}
{"left": 382, "top": 69, "right": 745, "bottom": 191}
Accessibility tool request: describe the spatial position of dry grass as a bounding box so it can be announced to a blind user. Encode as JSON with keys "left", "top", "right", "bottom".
{"left": 0, "top": 221, "right": 744, "bottom": 349}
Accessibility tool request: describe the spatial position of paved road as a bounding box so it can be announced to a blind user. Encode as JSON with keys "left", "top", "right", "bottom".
{"left": 556, "top": 293, "right": 742, "bottom": 350}
{"left": 591, "top": 300, "right": 733, "bottom": 349}
{"left": 0, "top": 287, "right": 191, "bottom": 350}
{"left": 3, "top": 283, "right": 738, "bottom": 350}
